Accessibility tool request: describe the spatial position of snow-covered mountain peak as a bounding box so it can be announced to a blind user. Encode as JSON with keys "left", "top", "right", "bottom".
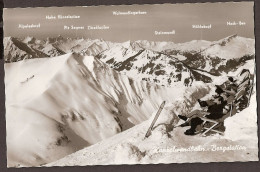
{"left": 22, "top": 36, "right": 37, "bottom": 44}
{"left": 202, "top": 35, "right": 255, "bottom": 60}
{"left": 121, "top": 40, "right": 143, "bottom": 52}
{"left": 217, "top": 34, "right": 238, "bottom": 46}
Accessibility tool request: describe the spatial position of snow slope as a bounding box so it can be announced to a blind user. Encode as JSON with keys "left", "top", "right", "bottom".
{"left": 175, "top": 40, "right": 212, "bottom": 52}
{"left": 202, "top": 35, "right": 255, "bottom": 60}
{"left": 6, "top": 53, "right": 209, "bottom": 167}
{"left": 163, "top": 35, "right": 255, "bottom": 75}
{"left": 47, "top": 90, "right": 258, "bottom": 166}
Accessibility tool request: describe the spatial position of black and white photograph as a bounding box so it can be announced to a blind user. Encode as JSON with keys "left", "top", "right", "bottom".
{"left": 3, "top": 1, "right": 258, "bottom": 167}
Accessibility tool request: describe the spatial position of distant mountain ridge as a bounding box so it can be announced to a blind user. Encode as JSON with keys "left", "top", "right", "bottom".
{"left": 4, "top": 35, "right": 255, "bottom": 86}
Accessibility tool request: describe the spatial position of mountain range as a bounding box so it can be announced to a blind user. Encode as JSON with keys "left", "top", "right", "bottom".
{"left": 4, "top": 34, "right": 256, "bottom": 167}
{"left": 6, "top": 52, "right": 213, "bottom": 166}
{"left": 4, "top": 35, "right": 255, "bottom": 87}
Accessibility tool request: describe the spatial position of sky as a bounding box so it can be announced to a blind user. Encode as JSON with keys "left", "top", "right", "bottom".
{"left": 3, "top": 2, "right": 254, "bottom": 43}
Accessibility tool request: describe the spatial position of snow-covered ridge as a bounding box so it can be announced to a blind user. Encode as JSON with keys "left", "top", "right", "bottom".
{"left": 6, "top": 52, "right": 211, "bottom": 167}
{"left": 4, "top": 35, "right": 255, "bottom": 86}
{"left": 164, "top": 35, "right": 255, "bottom": 75}
{"left": 99, "top": 47, "right": 205, "bottom": 86}
{"left": 4, "top": 35, "right": 254, "bottom": 62}
{"left": 47, "top": 60, "right": 258, "bottom": 166}
{"left": 5, "top": 51, "right": 257, "bottom": 167}
{"left": 202, "top": 34, "right": 255, "bottom": 60}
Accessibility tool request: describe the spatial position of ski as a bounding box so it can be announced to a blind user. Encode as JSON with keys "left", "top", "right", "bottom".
{"left": 144, "top": 101, "right": 166, "bottom": 138}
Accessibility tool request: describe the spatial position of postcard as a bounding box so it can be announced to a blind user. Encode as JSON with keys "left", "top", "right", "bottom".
{"left": 3, "top": 1, "right": 257, "bottom": 167}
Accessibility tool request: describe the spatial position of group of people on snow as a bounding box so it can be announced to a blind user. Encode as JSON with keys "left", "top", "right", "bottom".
{"left": 177, "top": 69, "right": 252, "bottom": 136}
